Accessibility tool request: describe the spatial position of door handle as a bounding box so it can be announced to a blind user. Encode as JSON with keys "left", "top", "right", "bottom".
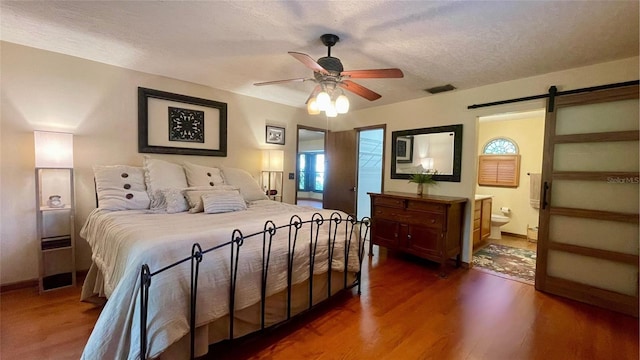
{"left": 350, "top": 186, "right": 356, "bottom": 192}
{"left": 542, "top": 182, "right": 550, "bottom": 209}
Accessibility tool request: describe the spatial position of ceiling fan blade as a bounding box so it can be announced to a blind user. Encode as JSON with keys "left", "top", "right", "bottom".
{"left": 339, "top": 80, "right": 382, "bottom": 101}
{"left": 305, "top": 85, "right": 321, "bottom": 104}
{"left": 253, "top": 78, "right": 308, "bottom": 86}
{"left": 288, "top": 52, "right": 329, "bottom": 74}
{"left": 341, "top": 68, "right": 404, "bottom": 79}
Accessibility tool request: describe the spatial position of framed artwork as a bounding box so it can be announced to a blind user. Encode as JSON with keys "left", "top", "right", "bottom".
{"left": 396, "top": 136, "right": 413, "bottom": 163}
{"left": 266, "top": 125, "right": 285, "bottom": 145}
{"left": 138, "top": 87, "right": 227, "bottom": 156}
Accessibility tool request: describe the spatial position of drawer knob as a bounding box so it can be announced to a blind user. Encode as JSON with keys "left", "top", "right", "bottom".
{"left": 394, "top": 233, "right": 398, "bottom": 238}
{"left": 430, "top": 219, "right": 436, "bottom": 223}
{"left": 407, "top": 234, "right": 412, "bottom": 240}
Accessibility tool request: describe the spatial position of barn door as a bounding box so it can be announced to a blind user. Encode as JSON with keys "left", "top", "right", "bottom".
{"left": 535, "top": 84, "right": 639, "bottom": 316}
{"left": 324, "top": 129, "right": 357, "bottom": 216}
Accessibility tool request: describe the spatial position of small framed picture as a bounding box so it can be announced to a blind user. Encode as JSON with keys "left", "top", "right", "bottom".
{"left": 266, "top": 125, "right": 285, "bottom": 145}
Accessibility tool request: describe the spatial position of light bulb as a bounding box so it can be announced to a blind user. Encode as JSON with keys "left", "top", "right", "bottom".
{"left": 335, "top": 94, "right": 350, "bottom": 114}
{"left": 316, "top": 91, "right": 331, "bottom": 110}
{"left": 307, "top": 98, "right": 320, "bottom": 115}
{"left": 325, "top": 102, "right": 338, "bottom": 117}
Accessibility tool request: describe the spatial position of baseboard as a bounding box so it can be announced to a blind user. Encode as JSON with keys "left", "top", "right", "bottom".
{"left": 502, "top": 231, "right": 527, "bottom": 239}
{"left": 1, "top": 269, "right": 88, "bottom": 293}
{"left": 0, "top": 278, "right": 38, "bottom": 293}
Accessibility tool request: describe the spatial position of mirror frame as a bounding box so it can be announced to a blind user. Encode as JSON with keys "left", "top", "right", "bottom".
{"left": 390, "top": 124, "right": 463, "bottom": 182}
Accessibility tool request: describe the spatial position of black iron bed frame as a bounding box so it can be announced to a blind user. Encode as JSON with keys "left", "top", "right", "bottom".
{"left": 138, "top": 212, "right": 370, "bottom": 360}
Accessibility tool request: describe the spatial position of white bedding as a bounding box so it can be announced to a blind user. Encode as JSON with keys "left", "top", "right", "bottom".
{"left": 80, "top": 200, "right": 361, "bottom": 360}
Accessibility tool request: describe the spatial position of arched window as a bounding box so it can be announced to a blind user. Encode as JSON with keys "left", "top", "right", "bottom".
{"left": 479, "top": 138, "right": 521, "bottom": 187}
{"left": 483, "top": 137, "right": 519, "bottom": 154}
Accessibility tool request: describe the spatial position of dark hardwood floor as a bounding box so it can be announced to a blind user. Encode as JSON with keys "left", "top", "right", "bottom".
{"left": 1, "top": 246, "right": 638, "bottom": 359}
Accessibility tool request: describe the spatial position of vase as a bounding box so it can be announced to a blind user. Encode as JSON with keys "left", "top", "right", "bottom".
{"left": 417, "top": 183, "right": 424, "bottom": 196}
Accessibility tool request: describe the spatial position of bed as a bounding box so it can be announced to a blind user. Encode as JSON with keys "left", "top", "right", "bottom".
{"left": 80, "top": 159, "right": 368, "bottom": 360}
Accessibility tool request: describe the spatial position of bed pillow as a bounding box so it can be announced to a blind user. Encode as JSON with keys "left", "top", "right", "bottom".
{"left": 183, "top": 162, "right": 225, "bottom": 187}
{"left": 143, "top": 156, "right": 188, "bottom": 206}
{"left": 150, "top": 188, "right": 190, "bottom": 214}
{"left": 202, "top": 191, "right": 247, "bottom": 214}
{"left": 220, "top": 167, "right": 269, "bottom": 202}
{"left": 183, "top": 185, "right": 240, "bottom": 213}
{"left": 93, "top": 165, "right": 151, "bottom": 210}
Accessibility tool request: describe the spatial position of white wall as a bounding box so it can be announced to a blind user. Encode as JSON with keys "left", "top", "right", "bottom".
{"left": 476, "top": 116, "right": 545, "bottom": 235}
{"left": 333, "top": 56, "right": 639, "bottom": 264}
{"left": 0, "top": 42, "right": 315, "bottom": 285}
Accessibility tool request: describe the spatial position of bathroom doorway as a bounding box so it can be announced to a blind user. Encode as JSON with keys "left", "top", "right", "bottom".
{"left": 472, "top": 109, "right": 545, "bottom": 285}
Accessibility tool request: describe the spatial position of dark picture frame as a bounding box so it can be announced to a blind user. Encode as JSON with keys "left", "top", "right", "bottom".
{"left": 395, "top": 136, "right": 413, "bottom": 163}
{"left": 265, "top": 125, "right": 285, "bottom": 145}
{"left": 138, "top": 87, "right": 227, "bottom": 156}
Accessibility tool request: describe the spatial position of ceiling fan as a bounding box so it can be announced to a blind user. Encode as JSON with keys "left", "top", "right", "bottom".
{"left": 254, "top": 34, "right": 404, "bottom": 116}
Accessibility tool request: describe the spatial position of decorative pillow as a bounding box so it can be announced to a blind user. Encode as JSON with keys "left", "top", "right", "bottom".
{"left": 183, "top": 185, "right": 240, "bottom": 213}
{"left": 220, "top": 167, "right": 269, "bottom": 202}
{"left": 150, "top": 188, "right": 189, "bottom": 214}
{"left": 143, "top": 156, "right": 188, "bottom": 205}
{"left": 93, "top": 165, "right": 151, "bottom": 210}
{"left": 183, "top": 162, "right": 225, "bottom": 187}
{"left": 202, "top": 191, "right": 247, "bottom": 214}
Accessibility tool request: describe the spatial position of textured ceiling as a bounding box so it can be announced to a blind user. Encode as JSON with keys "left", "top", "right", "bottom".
{"left": 1, "top": 1, "right": 638, "bottom": 111}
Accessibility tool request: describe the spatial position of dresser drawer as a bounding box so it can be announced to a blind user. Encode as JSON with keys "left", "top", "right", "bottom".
{"left": 373, "top": 206, "right": 410, "bottom": 221}
{"left": 406, "top": 200, "right": 445, "bottom": 213}
{"left": 406, "top": 211, "right": 445, "bottom": 228}
{"left": 373, "top": 196, "right": 405, "bottom": 208}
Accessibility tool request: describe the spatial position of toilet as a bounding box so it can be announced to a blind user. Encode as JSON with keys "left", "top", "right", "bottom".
{"left": 489, "top": 209, "right": 511, "bottom": 240}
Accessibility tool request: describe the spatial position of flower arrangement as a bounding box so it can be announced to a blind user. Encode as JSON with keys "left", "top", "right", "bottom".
{"left": 409, "top": 171, "right": 438, "bottom": 195}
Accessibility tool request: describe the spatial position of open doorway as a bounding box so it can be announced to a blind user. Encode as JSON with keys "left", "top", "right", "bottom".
{"left": 296, "top": 126, "right": 326, "bottom": 209}
{"left": 472, "top": 109, "right": 545, "bottom": 285}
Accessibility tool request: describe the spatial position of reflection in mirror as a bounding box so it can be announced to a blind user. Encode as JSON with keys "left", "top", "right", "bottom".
{"left": 391, "top": 124, "right": 463, "bottom": 182}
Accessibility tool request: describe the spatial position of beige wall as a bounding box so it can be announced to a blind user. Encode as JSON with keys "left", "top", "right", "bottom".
{"left": 0, "top": 42, "right": 315, "bottom": 285}
{"left": 476, "top": 116, "right": 545, "bottom": 235}
{"left": 1, "top": 40, "right": 637, "bottom": 285}
{"left": 335, "top": 56, "right": 639, "bottom": 264}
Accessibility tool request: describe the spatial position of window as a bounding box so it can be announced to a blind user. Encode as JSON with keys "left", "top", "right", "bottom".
{"left": 479, "top": 138, "right": 521, "bottom": 187}
{"left": 298, "top": 152, "right": 324, "bottom": 192}
{"left": 483, "top": 138, "right": 518, "bottom": 154}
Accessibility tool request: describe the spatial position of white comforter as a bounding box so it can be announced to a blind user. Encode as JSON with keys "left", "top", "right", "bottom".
{"left": 80, "top": 200, "right": 360, "bottom": 360}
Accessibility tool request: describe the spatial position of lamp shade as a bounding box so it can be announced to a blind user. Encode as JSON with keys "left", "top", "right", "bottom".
{"left": 316, "top": 91, "right": 331, "bottom": 111}
{"left": 34, "top": 131, "right": 74, "bottom": 168}
{"left": 325, "top": 102, "right": 338, "bottom": 117}
{"left": 420, "top": 157, "right": 434, "bottom": 171}
{"left": 262, "top": 149, "right": 284, "bottom": 172}
{"left": 307, "top": 98, "right": 321, "bottom": 115}
{"left": 335, "top": 94, "right": 350, "bottom": 114}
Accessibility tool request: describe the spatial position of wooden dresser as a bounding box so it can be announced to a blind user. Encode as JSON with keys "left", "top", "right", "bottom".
{"left": 369, "top": 191, "right": 467, "bottom": 267}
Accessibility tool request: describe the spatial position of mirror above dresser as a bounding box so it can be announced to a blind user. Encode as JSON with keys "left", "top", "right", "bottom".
{"left": 391, "top": 124, "right": 463, "bottom": 182}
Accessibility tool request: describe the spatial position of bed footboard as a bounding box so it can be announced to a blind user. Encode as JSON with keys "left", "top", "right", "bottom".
{"left": 139, "top": 212, "right": 370, "bottom": 360}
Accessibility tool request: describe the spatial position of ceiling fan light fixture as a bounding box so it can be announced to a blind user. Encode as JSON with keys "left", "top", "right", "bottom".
{"left": 335, "top": 94, "right": 349, "bottom": 114}
{"left": 316, "top": 91, "right": 331, "bottom": 110}
{"left": 307, "top": 98, "right": 321, "bottom": 115}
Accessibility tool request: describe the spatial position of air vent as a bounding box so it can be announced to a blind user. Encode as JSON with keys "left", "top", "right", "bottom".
{"left": 425, "top": 84, "right": 456, "bottom": 94}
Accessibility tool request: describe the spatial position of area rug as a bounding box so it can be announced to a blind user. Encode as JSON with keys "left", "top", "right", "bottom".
{"left": 472, "top": 244, "right": 536, "bottom": 285}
